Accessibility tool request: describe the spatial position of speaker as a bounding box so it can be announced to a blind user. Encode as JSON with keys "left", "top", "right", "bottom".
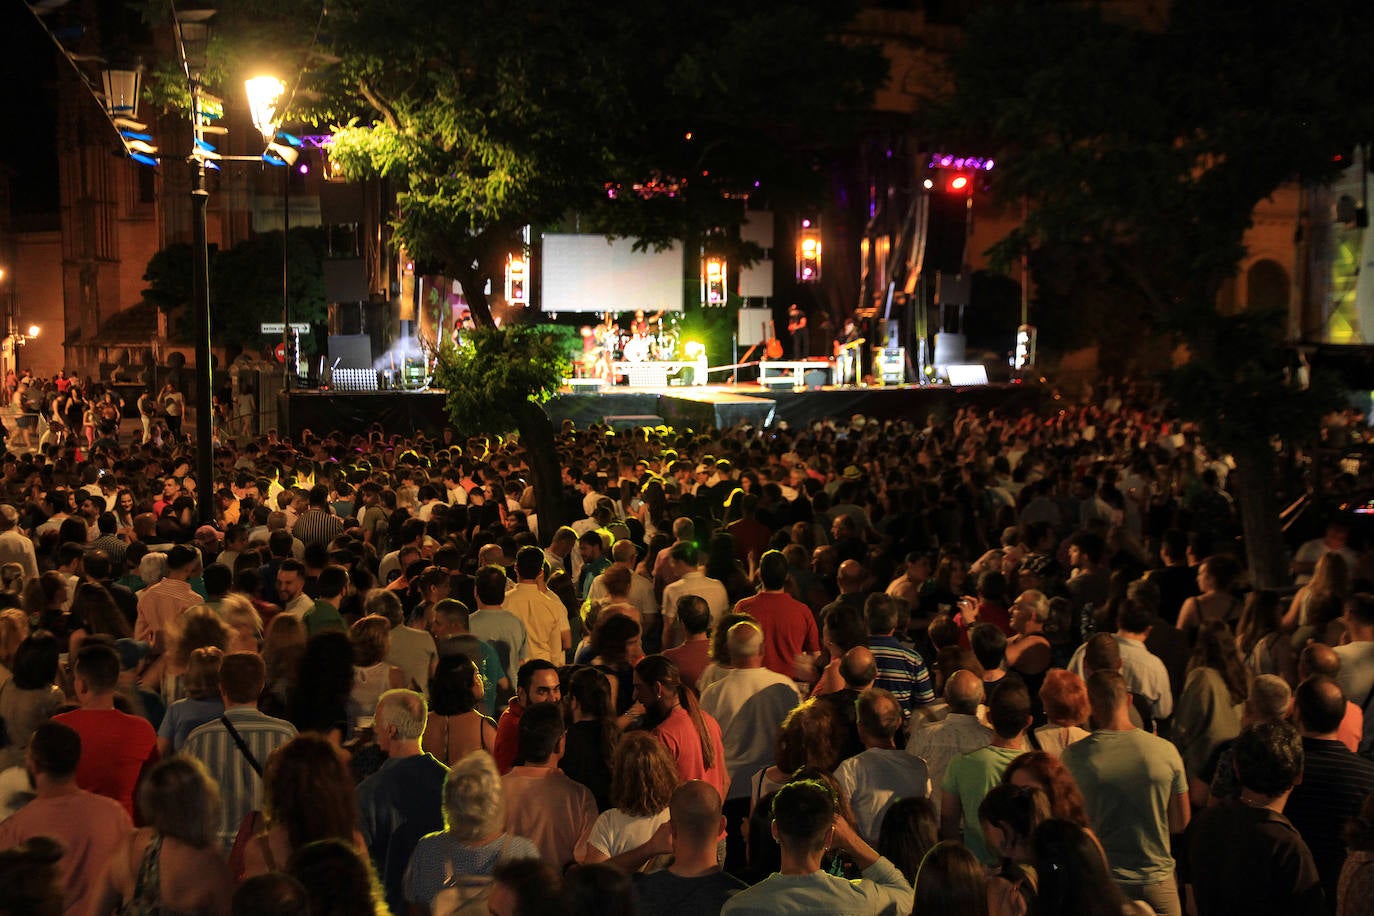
{"left": 933, "top": 332, "right": 966, "bottom": 367}
{"left": 319, "top": 182, "right": 365, "bottom": 224}
{"left": 936, "top": 273, "right": 971, "bottom": 305}
{"left": 804, "top": 367, "right": 829, "bottom": 387}
{"left": 324, "top": 259, "right": 368, "bottom": 303}
{"left": 737, "top": 308, "right": 771, "bottom": 346}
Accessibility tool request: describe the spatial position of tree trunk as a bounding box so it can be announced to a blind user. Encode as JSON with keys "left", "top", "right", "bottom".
{"left": 511, "top": 398, "right": 569, "bottom": 546}
{"left": 1233, "top": 442, "right": 1288, "bottom": 589}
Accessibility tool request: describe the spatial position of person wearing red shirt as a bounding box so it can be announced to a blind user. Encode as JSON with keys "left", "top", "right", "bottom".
{"left": 634, "top": 654, "right": 727, "bottom": 798}
{"left": 663, "top": 595, "right": 713, "bottom": 691}
{"left": 54, "top": 643, "right": 158, "bottom": 819}
{"left": 734, "top": 551, "right": 821, "bottom": 681}
{"left": 493, "top": 658, "right": 561, "bottom": 773}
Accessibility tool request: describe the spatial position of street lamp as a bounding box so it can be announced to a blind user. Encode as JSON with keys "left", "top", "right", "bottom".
{"left": 245, "top": 75, "right": 296, "bottom": 389}
{"left": 173, "top": 2, "right": 217, "bottom": 524}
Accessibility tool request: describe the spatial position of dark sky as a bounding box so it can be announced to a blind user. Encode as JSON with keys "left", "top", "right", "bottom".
{"left": 1, "top": 3, "right": 62, "bottom": 219}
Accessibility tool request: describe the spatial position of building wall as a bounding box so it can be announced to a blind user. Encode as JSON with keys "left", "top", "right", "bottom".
{"left": 11, "top": 230, "right": 64, "bottom": 378}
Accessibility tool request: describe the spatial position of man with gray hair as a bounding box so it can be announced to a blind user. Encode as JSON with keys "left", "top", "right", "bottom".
{"left": 699, "top": 620, "right": 801, "bottom": 798}
{"left": 906, "top": 669, "right": 992, "bottom": 808}
{"left": 357, "top": 689, "right": 449, "bottom": 915}
{"left": 1194, "top": 674, "right": 1292, "bottom": 807}
{"left": 835, "top": 688, "right": 932, "bottom": 843}
{"left": 0, "top": 503, "right": 37, "bottom": 579}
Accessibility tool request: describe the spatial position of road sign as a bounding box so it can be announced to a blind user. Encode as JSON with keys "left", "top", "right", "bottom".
{"left": 259, "top": 322, "right": 312, "bottom": 335}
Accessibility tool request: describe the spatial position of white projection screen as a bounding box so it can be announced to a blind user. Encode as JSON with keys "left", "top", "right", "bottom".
{"left": 540, "top": 234, "right": 684, "bottom": 313}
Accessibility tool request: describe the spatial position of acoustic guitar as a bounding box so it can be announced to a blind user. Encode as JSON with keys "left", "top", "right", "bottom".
{"left": 765, "top": 320, "right": 784, "bottom": 359}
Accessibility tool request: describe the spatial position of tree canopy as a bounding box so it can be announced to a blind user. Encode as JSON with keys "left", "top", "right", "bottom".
{"left": 142, "top": 228, "right": 328, "bottom": 356}
{"left": 932, "top": 0, "right": 1374, "bottom": 583}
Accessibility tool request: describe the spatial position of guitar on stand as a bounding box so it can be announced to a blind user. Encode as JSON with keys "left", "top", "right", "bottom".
{"left": 765, "top": 320, "right": 784, "bottom": 360}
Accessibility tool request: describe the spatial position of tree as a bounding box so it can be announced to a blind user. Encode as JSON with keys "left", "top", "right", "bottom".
{"left": 154, "top": 0, "right": 886, "bottom": 538}
{"left": 142, "top": 228, "right": 328, "bottom": 357}
{"left": 931, "top": 0, "right": 1374, "bottom": 586}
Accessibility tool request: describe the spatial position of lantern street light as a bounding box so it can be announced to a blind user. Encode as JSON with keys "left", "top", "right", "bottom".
{"left": 245, "top": 75, "right": 296, "bottom": 388}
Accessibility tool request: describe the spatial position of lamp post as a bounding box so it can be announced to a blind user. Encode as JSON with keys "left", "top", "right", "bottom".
{"left": 245, "top": 76, "right": 292, "bottom": 389}
{"left": 173, "top": 4, "right": 216, "bottom": 525}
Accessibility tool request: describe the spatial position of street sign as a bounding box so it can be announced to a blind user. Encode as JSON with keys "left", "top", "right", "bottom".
{"left": 259, "top": 322, "right": 312, "bottom": 335}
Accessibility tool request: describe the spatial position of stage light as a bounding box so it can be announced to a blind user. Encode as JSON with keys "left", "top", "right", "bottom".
{"left": 797, "top": 218, "right": 822, "bottom": 283}
{"left": 27, "top": 325, "right": 39, "bottom": 338}
{"left": 948, "top": 174, "right": 970, "bottom": 192}
{"left": 684, "top": 341, "right": 705, "bottom": 359}
{"left": 923, "top": 178, "right": 934, "bottom": 190}
{"left": 702, "top": 256, "right": 727, "bottom": 306}
{"left": 505, "top": 253, "right": 528, "bottom": 305}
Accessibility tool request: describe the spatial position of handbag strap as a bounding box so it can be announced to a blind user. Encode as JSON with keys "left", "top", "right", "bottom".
{"left": 220, "top": 713, "right": 263, "bottom": 776}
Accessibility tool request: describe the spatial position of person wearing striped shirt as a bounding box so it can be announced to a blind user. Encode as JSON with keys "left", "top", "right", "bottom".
{"left": 183, "top": 652, "right": 297, "bottom": 849}
{"left": 292, "top": 484, "right": 344, "bottom": 550}
{"left": 866, "top": 593, "right": 934, "bottom": 716}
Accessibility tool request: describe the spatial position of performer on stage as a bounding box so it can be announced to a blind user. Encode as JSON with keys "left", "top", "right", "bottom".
{"left": 787, "top": 303, "right": 809, "bottom": 359}
{"left": 834, "top": 317, "right": 863, "bottom": 386}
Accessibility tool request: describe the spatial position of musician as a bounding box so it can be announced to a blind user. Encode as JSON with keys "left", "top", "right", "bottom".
{"left": 835, "top": 318, "right": 862, "bottom": 386}
{"left": 787, "top": 303, "right": 809, "bottom": 359}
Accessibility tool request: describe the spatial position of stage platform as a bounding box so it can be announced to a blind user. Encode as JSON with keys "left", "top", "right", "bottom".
{"left": 279, "top": 382, "right": 1044, "bottom": 439}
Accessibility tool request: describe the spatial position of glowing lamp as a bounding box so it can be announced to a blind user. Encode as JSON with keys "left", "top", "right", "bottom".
{"left": 245, "top": 75, "right": 286, "bottom": 143}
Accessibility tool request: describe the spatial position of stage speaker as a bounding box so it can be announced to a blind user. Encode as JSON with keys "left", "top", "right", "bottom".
{"left": 319, "top": 182, "right": 365, "bottom": 224}
{"left": 324, "top": 259, "right": 368, "bottom": 303}
{"left": 933, "top": 332, "right": 966, "bottom": 367}
{"left": 804, "top": 367, "right": 829, "bottom": 387}
{"left": 328, "top": 334, "right": 374, "bottom": 370}
{"left": 936, "top": 273, "right": 971, "bottom": 305}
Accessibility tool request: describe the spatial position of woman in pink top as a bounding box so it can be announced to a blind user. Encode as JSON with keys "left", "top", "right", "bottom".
{"left": 632, "top": 655, "right": 727, "bottom": 798}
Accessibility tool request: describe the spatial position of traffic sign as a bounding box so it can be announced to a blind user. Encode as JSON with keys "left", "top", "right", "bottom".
{"left": 260, "top": 322, "right": 312, "bottom": 335}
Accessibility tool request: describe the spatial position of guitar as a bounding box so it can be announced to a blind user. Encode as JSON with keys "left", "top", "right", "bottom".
{"left": 765, "top": 320, "right": 784, "bottom": 359}
{"left": 833, "top": 337, "right": 866, "bottom": 355}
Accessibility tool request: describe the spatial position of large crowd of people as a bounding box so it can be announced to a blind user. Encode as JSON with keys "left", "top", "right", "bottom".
{"left": 0, "top": 373, "right": 1372, "bottom": 916}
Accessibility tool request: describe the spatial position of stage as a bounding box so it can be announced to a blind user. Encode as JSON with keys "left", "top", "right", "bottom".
{"left": 279, "top": 381, "right": 1044, "bottom": 439}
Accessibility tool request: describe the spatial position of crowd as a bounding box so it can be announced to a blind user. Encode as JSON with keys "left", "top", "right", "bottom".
{"left": 0, "top": 374, "right": 1372, "bottom": 916}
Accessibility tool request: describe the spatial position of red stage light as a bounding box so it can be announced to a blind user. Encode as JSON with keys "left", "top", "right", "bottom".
{"left": 948, "top": 175, "right": 970, "bottom": 192}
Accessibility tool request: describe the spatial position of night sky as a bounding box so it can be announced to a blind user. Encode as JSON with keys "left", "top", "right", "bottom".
{"left": 2, "top": 3, "right": 62, "bottom": 219}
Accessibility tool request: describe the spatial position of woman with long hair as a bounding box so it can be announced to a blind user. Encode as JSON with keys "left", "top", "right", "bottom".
{"left": 705, "top": 532, "right": 753, "bottom": 605}
{"left": 913, "top": 840, "right": 989, "bottom": 916}
{"left": 1002, "top": 751, "right": 1094, "bottom": 832}
{"left": 1173, "top": 619, "right": 1248, "bottom": 781}
{"left": 1280, "top": 552, "right": 1346, "bottom": 637}
{"left": 91, "top": 755, "right": 234, "bottom": 915}
{"left": 287, "top": 839, "right": 389, "bottom": 916}
{"left": 422, "top": 654, "right": 496, "bottom": 765}
{"left": 560, "top": 665, "right": 619, "bottom": 811}
{"left": 0, "top": 606, "right": 29, "bottom": 678}
{"left": 402, "top": 751, "right": 540, "bottom": 911}
{"left": 1236, "top": 589, "right": 1296, "bottom": 683}
{"left": 0, "top": 632, "right": 64, "bottom": 771}
{"left": 1033, "top": 818, "right": 1136, "bottom": 916}
{"left": 66, "top": 581, "right": 132, "bottom": 658}
{"left": 242, "top": 734, "right": 369, "bottom": 878}
{"left": 145, "top": 606, "right": 230, "bottom": 704}
{"left": 979, "top": 784, "right": 1051, "bottom": 868}
{"left": 590, "top": 612, "right": 643, "bottom": 715}
{"left": 349, "top": 615, "right": 406, "bottom": 720}
{"left": 583, "top": 731, "right": 679, "bottom": 865}
{"left": 22, "top": 571, "right": 68, "bottom": 649}
{"left": 633, "top": 654, "right": 727, "bottom": 798}
{"left": 749, "top": 699, "right": 845, "bottom": 812}
{"left": 288, "top": 630, "right": 358, "bottom": 742}
{"left": 876, "top": 796, "right": 939, "bottom": 885}
{"left": 261, "top": 613, "right": 306, "bottom": 719}
{"left": 1176, "top": 553, "right": 1243, "bottom": 640}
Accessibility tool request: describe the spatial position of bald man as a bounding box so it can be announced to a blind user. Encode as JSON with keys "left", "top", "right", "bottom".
{"left": 634, "top": 782, "right": 747, "bottom": 914}
{"left": 700, "top": 622, "right": 801, "bottom": 799}
{"left": 906, "top": 669, "right": 992, "bottom": 808}
{"left": 836, "top": 689, "right": 932, "bottom": 843}
{"left": 818, "top": 645, "right": 878, "bottom": 759}
{"left": 1300, "top": 643, "right": 1363, "bottom": 753}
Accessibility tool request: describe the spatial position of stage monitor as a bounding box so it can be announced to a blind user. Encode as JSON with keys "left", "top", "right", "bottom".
{"left": 541, "top": 234, "right": 684, "bottom": 313}
{"left": 946, "top": 364, "right": 989, "bottom": 386}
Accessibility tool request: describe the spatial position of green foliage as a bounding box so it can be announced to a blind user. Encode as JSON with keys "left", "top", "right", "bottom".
{"left": 142, "top": 228, "right": 329, "bottom": 352}
{"left": 143, "top": 0, "right": 885, "bottom": 319}
{"left": 932, "top": 0, "right": 1374, "bottom": 441}
{"left": 433, "top": 326, "right": 571, "bottom": 437}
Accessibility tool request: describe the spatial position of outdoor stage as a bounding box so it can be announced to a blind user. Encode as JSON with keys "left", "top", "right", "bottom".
{"left": 279, "top": 379, "right": 1045, "bottom": 439}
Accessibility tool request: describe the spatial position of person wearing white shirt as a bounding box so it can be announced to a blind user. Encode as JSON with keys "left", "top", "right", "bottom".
{"left": 836, "top": 689, "right": 931, "bottom": 843}
{"left": 1066, "top": 603, "right": 1174, "bottom": 721}
{"left": 585, "top": 541, "right": 658, "bottom": 624}
{"left": 699, "top": 621, "right": 800, "bottom": 798}
{"left": 907, "top": 670, "right": 992, "bottom": 809}
{"left": 660, "top": 543, "right": 729, "bottom": 640}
